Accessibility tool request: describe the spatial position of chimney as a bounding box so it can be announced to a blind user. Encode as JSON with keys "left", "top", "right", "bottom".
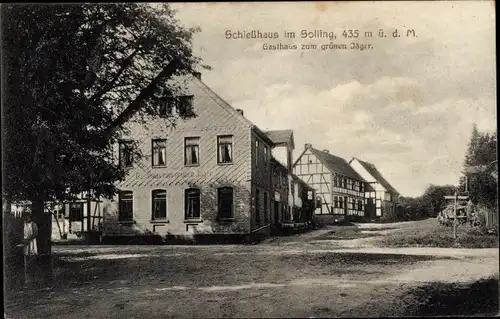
{"left": 235, "top": 109, "right": 244, "bottom": 116}
{"left": 193, "top": 71, "right": 201, "bottom": 80}
{"left": 323, "top": 149, "right": 329, "bottom": 153}
{"left": 305, "top": 143, "right": 312, "bottom": 149}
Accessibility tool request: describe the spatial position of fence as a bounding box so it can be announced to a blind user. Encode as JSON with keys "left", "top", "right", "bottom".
{"left": 478, "top": 204, "right": 499, "bottom": 230}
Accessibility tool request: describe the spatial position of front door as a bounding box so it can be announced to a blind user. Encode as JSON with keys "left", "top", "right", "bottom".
{"left": 364, "top": 198, "right": 375, "bottom": 219}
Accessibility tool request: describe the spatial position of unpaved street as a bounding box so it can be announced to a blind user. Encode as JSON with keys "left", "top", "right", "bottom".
{"left": 4, "top": 219, "right": 499, "bottom": 318}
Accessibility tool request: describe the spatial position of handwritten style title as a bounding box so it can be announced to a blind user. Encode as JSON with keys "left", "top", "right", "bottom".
{"left": 225, "top": 29, "right": 337, "bottom": 41}
{"left": 225, "top": 29, "right": 417, "bottom": 41}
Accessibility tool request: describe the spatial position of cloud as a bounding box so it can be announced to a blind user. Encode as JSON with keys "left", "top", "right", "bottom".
{"left": 171, "top": 2, "right": 495, "bottom": 197}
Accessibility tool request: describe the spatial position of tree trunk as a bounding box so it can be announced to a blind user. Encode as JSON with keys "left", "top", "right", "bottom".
{"left": 31, "top": 198, "right": 53, "bottom": 286}
{"left": 31, "top": 198, "right": 51, "bottom": 255}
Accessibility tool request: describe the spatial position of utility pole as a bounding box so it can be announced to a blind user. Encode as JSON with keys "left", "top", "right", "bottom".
{"left": 453, "top": 191, "right": 458, "bottom": 239}
{"left": 444, "top": 191, "right": 468, "bottom": 239}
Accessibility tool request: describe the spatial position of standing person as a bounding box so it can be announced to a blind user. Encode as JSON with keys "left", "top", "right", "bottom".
{"left": 23, "top": 211, "right": 38, "bottom": 287}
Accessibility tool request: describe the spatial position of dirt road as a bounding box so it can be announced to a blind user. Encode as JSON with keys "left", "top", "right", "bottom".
{"left": 4, "top": 219, "right": 499, "bottom": 318}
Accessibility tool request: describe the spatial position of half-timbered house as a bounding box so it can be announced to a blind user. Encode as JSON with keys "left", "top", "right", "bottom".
{"left": 349, "top": 158, "right": 400, "bottom": 219}
{"left": 293, "top": 144, "right": 371, "bottom": 221}
{"left": 100, "top": 73, "right": 284, "bottom": 243}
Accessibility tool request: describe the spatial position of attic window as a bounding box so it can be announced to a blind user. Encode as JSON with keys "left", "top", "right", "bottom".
{"left": 178, "top": 95, "right": 194, "bottom": 116}
{"left": 159, "top": 98, "right": 176, "bottom": 117}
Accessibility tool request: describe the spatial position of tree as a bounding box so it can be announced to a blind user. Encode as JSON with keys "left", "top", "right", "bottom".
{"left": 2, "top": 4, "right": 207, "bottom": 256}
{"left": 460, "top": 124, "right": 497, "bottom": 208}
{"left": 421, "top": 184, "right": 458, "bottom": 217}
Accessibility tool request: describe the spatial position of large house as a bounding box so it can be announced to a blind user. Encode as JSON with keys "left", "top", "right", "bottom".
{"left": 349, "top": 157, "right": 400, "bottom": 219}
{"left": 97, "top": 73, "right": 313, "bottom": 243}
{"left": 293, "top": 144, "right": 370, "bottom": 221}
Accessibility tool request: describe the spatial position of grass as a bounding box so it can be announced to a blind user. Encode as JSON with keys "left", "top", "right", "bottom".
{"left": 316, "top": 225, "right": 375, "bottom": 240}
{"left": 402, "top": 277, "right": 499, "bottom": 316}
{"left": 379, "top": 220, "right": 499, "bottom": 248}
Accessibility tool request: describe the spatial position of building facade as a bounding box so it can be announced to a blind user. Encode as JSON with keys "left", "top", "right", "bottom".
{"left": 349, "top": 157, "right": 400, "bottom": 219}
{"left": 270, "top": 157, "right": 289, "bottom": 226}
{"left": 270, "top": 156, "right": 316, "bottom": 227}
{"left": 100, "top": 74, "right": 281, "bottom": 243}
{"left": 293, "top": 144, "right": 370, "bottom": 220}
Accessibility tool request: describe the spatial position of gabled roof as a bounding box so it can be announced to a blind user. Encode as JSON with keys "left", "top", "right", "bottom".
{"left": 264, "top": 130, "right": 294, "bottom": 149}
{"left": 308, "top": 147, "right": 365, "bottom": 181}
{"left": 271, "top": 156, "right": 314, "bottom": 191}
{"left": 271, "top": 156, "right": 288, "bottom": 171}
{"left": 352, "top": 158, "right": 400, "bottom": 195}
{"left": 292, "top": 174, "right": 315, "bottom": 191}
{"left": 191, "top": 75, "right": 275, "bottom": 146}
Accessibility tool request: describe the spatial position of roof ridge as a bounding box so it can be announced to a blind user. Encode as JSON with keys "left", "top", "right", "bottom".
{"left": 355, "top": 158, "right": 400, "bottom": 195}
{"left": 191, "top": 76, "right": 254, "bottom": 128}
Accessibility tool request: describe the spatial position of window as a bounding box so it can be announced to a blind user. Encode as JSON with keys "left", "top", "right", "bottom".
{"left": 307, "top": 191, "right": 313, "bottom": 200}
{"left": 152, "top": 139, "right": 167, "bottom": 167}
{"left": 185, "top": 188, "right": 200, "bottom": 219}
{"left": 218, "top": 187, "right": 233, "bottom": 219}
{"left": 178, "top": 95, "right": 194, "bottom": 116}
{"left": 152, "top": 190, "right": 167, "bottom": 220}
{"left": 217, "top": 135, "right": 233, "bottom": 164}
{"left": 255, "top": 140, "right": 259, "bottom": 167}
{"left": 118, "top": 191, "right": 133, "bottom": 222}
{"left": 333, "top": 176, "right": 338, "bottom": 187}
{"left": 55, "top": 207, "right": 65, "bottom": 219}
{"left": 357, "top": 199, "right": 363, "bottom": 211}
{"left": 255, "top": 189, "right": 260, "bottom": 225}
{"left": 339, "top": 197, "right": 345, "bottom": 209}
{"left": 119, "top": 140, "right": 133, "bottom": 168}
{"left": 273, "top": 170, "right": 280, "bottom": 188}
{"left": 264, "top": 192, "right": 268, "bottom": 223}
{"left": 334, "top": 196, "right": 339, "bottom": 208}
{"left": 342, "top": 178, "right": 347, "bottom": 189}
{"left": 360, "top": 183, "right": 365, "bottom": 192}
{"left": 159, "top": 98, "right": 176, "bottom": 117}
{"left": 69, "top": 203, "right": 83, "bottom": 221}
{"left": 184, "top": 137, "right": 200, "bottom": 166}
{"left": 264, "top": 147, "right": 268, "bottom": 166}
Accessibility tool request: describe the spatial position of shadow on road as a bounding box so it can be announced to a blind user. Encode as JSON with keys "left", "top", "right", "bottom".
{"left": 402, "top": 277, "right": 499, "bottom": 317}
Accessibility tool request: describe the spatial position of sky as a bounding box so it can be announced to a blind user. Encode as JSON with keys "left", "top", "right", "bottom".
{"left": 170, "top": 1, "right": 496, "bottom": 197}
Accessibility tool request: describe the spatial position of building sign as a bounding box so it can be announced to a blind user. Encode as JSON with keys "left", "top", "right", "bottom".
{"left": 274, "top": 192, "right": 280, "bottom": 201}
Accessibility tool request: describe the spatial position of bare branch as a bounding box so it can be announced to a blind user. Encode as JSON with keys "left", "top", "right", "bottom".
{"left": 95, "top": 56, "right": 185, "bottom": 143}
{"left": 88, "top": 48, "right": 139, "bottom": 105}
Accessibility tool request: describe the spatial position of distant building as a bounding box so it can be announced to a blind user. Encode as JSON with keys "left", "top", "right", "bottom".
{"left": 293, "top": 144, "right": 370, "bottom": 221}
{"left": 349, "top": 158, "right": 400, "bottom": 219}
{"left": 265, "top": 129, "right": 295, "bottom": 220}
{"left": 270, "top": 156, "right": 316, "bottom": 227}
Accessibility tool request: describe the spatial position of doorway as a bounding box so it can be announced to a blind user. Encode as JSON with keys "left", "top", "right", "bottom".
{"left": 274, "top": 201, "right": 280, "bottom": 224}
